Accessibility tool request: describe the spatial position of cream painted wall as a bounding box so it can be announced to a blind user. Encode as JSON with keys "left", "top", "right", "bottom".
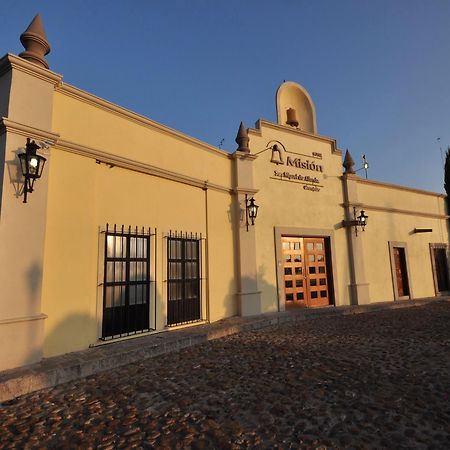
{"left": 250, "top": 122, "right": 351, "bottom": 311}
{"left": 40, "top": 150, "right": 97, "bottom": 357}
{"left": 357, "top": 179, "right": 447, "bottom": 215}
{"left": 52, "top": 90, "right": 231, "bottom": 188}
{"left": 38, "top": 81, "right": 241, "bottom": 358}
{"left": 204, "top": 189, "right": 238, "bottom": 321}
{"left": 8, "top": 69, "right": 56, "bottom": 130}
{"left": 0, "top": 70, "right": 11, "bottom": 117}
{"left": 41, "top": 147, "right": 237, "bottom": 357}
{"left": 0, "top": 56, "right": 59, "bottom": 370}
{"left": 356, "top": 180, "right": 448, "bottom": 302}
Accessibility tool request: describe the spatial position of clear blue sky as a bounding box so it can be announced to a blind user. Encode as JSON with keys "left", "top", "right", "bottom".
{"left": 2, "top": 0, "right": 450, "bottom": 192}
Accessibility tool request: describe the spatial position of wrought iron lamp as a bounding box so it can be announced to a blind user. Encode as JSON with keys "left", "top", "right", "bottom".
{"left": 245, "top": 195, "right": 259, "bottom": 231}
{"left": 343, "top": 207, "right": 369, "bottom": 236}
{"left": 18, "top": 138, "right": 47, "bottom": 203}
{"left": 357, "top": 209, "right": 368, "bottom": 232}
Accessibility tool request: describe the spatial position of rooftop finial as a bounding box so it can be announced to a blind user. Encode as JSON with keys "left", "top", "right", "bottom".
{"left": 19, "top": 14, "right": 51, "bottom": 69}
{"left": 343, "top": 149, "right": 355, "bottom": 174}
{"left": 235, "top": 122, "right": 250, "bottom": 153}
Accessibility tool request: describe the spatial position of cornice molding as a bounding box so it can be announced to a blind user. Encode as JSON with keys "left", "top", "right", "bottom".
{"left": 55, "top": 82, "right": 231, "bottom": 160}
{"left": 56, "top": 138, "right": 232, "bottom": 194}
{"left": 0, "top": 53, "right": 62, "bottom": 85}
{"left": 0, "top": 117, "right": 60, "bottom": 142}
{"left": 355, "top": 177, "right": 446, "bottom": 199}
{"left": 233, "top": 187, "right": 259, "bottom": 195}
{"left": 231, "top": 151, "right": 258, "bottom": 161}
{"left": 0, "top": 313, "right": 48, "bottom": 326}
{"left": 248, "top": 119, "right": 342, "bottom": 156}
{"left": 342, "top": 201, "right": 448, "bottom": 220}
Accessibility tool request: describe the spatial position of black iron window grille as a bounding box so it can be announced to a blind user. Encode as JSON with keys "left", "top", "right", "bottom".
{"left": 166, "top": 231, "right": 203, "bottom": 326}
{"left": 102, "top": 224, "right": 156, "bottom": 339}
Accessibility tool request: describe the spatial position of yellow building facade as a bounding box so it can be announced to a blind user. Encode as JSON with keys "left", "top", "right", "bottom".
{"left": 1, "top": 17, "right": 448, "bottom": 371}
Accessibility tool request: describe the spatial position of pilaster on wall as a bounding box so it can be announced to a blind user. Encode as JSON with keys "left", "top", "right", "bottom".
{"left": 0, "top": 54, "right": 61, "bottom": 371}
{"left": 232, "top": 151, "right": 262, "bottom": 316}
{"left": 342, "top": 174, "right": 370, "bottom": 305}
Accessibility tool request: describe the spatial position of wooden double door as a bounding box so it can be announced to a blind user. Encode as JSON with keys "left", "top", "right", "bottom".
{"left": 281, "top": 236, "right": 331, "bottom": 308}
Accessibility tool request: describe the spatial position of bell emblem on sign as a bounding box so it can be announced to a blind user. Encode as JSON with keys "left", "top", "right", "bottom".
{"left": 270, "top": 144, "right": 284, "bottom": 165}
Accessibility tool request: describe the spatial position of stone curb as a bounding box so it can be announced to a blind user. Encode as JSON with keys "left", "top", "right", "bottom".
{"left": 0, "top": 296, "right": 447, "bottom": 403}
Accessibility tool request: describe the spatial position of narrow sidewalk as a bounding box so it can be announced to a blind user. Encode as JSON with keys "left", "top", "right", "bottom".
{"left": 0, "top": 296, "right": 447, "bottom": 402}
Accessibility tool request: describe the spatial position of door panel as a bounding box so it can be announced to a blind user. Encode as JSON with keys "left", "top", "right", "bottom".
{"left": 282, "top": 237, "right": 307, "bottom": 307}
{"left": 393, "top": 247, "right": 410, "bottom": 298}
{"left": 304, "top": 238, "right": 330, "bottom": 307}
{"left": 282, "top": 236, "right": 330, "bottom": 308}
{"left": 433, "top": 247, "right": 449, "bottom": 292}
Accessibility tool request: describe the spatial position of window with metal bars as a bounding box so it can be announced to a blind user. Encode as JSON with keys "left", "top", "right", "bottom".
{"left": 167, "top": 232, "right": 202, "bottom": 326}
{"left": 102, "top": 224, "right": 154, "bottom": 339}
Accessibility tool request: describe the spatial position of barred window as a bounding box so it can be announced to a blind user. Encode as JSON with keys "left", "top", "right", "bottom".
{"left": 102, "top": 225, "right": 153, "bottom": 339}
{"left": 167, "top": 233, "right": 202, "bottom": 326}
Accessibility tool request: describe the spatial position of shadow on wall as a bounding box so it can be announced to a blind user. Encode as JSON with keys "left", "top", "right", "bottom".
{"left": 12, "top": 261, "right": 44, "bottom": 368}
{"left": 6, "top": 147, "right": 25, "bottom": 199}
{"left": 257, "top": 265, "right": 279, "bottom": 312}
{"left": 43, "top": 313, "right": 97, "bottom": 359}
{"left": 235, "top": 269, "right": 278, "bottom": 317}
{"left": 25, "top": 261, "right": 42, "bottom": 316}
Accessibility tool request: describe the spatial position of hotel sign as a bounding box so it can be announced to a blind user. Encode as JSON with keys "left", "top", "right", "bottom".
{"left": 268, "top": 142, "right": 324, "bottom": 192}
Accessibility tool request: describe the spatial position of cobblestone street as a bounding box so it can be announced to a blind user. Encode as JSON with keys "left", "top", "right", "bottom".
{"left": 1, "top": 301, "right": 449, "bottom": 449}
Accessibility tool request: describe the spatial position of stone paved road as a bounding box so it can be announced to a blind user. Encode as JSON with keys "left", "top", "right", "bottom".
{"left": 1, "top": 302, "right": 450, "bottom": 450}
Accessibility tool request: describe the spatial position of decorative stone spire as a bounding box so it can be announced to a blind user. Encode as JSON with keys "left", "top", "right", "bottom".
{"left": 19, "top": 14, "right": 51, "bottom": 69}
{"left": 343, "top": 149, "right": 355, "bottom": 174}
{"left": 235, "top": 122, "right": 250, "bottom": 153}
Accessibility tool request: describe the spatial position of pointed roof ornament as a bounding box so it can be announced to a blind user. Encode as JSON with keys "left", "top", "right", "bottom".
{"left": 19, "top": 14, "right": 51, "bottom": 69}
{"left": 343, "top": 149, "right": 355, "bottom": 174}
{"left": 235, "top": 122, "right": 250, "bottom": 153}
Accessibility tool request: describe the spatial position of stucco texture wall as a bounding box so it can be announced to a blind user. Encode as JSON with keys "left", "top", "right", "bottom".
{"left": 52, "top": 89, "right": 231, "bottom": 188}
{"left": 356, "top": 180, "right": 448, "bottom": 302}
{"left": 41, "top": 91, "right": 237, "bottom": 358}
{"left": 250, "top": 123, "right": 351, "bottom": 311}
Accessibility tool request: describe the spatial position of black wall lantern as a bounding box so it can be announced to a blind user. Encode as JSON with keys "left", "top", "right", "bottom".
{"left": 343, "top": 207, "right": 369, "bottom": 236}
{"left": 245, "top": 194, "right": 259, "bottom": 231}
{"left": 357, "top": 209, "right": 368, "bottom": 232}
{"left": 18, "top": 138, "right": 47, "bottom": 203}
